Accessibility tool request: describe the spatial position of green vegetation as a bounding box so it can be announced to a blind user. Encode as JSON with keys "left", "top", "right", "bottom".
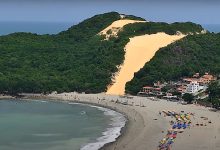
{"left": 118, "top": 21, "right": 204, "bottom": 38}
{"left": 0, "top": 12, "right": 123, "bottom": 94}
{"left": 0, "top": 12, "right": 206, "bottom": 94}
{"left": 207, "top": 81, "right": 220, "bottom": 108}
{"left": 126, "top": 33, "right": 220, "bottom": 94}
{"left": 122, "top": 14, "right": 146, "bottom": 21}
{"left": 182, "top": 93, "right": 194, "bottom": 104}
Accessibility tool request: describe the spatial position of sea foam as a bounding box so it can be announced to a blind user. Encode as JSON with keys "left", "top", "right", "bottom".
{"left": 79, "top": 104, "right": 126, "bottom": 150}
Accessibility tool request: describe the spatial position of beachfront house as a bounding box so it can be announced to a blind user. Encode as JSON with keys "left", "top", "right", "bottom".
{"left": 198, "top": 73, "right": 217, "bottom": 85}
{"left": 138, "top": 73, "right": 216, "bottom": 98}
{"left": 140, "top": 86, "right": 162, "bottom": 96}
{"left": 182, "top": 73, "right": 216, "bottom": 94}
{"left": 163, "top": 92, "right": 178, "bottom": 100}
{"left": 177, "top": 85, "right": 187, "bottom": 93}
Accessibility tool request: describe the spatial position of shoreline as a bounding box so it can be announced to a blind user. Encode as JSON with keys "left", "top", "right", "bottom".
{"left": 20, "top": 93, "right": 171, "bottom": 150}
{"left": 1, "top": 96, "right": 129, "bottom": 150}
{"left": 2, "top": 93, "right": 220, "bottom": 150}
{"left": 20, "top": 95, "right": 139, "bottom": 150}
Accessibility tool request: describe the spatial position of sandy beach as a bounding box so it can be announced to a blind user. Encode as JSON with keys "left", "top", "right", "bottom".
{"left": 0, "top": 95, "right": 14, "bottom": 99}
{"left": 23, "top": 93, "right": 220, "bottom": 150}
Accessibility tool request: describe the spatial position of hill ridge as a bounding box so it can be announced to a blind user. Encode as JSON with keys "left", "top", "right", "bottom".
{"left": 0, "top": 12, "right": 210, "bottom": 95}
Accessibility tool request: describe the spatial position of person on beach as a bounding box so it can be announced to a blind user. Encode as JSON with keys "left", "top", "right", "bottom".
{"left": 159, "top": 111, "right": 162, "bottom": 115}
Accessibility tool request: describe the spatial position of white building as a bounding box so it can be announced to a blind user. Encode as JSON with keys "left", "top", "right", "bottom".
{"left": 186, "top": 81, "right": 200, "bottom": 94}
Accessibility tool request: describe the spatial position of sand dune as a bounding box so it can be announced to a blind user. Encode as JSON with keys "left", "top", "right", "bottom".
{"left": 106, "top": 33, "right": 185, "bottom": 95}
{"left": 99, "top": 19, "right": 146, "bottom": 39}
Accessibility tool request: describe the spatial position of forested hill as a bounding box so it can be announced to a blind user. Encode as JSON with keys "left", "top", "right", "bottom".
{"left": 126, "top": 33, "right": 220, "bottom": 95}
{"left": 0, "top": 12, "right": 205, "bottom": 94}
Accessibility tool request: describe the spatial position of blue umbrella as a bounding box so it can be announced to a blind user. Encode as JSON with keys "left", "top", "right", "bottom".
{"left": 177, "top": 123, "right": 182, "bottom": 129}
{"left": 182, "top": 123, "right": 187, "bottom": 129}
{"left": 172, "top": 124, "right": 177, "bottom": 129}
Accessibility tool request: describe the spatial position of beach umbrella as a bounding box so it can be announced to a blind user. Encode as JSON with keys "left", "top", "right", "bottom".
{"left": 172, "top": 134, "right": 177, "bottom": 138}
{"left": 186, "top": 115, "right": 190, "bottom": 119}
{"left": 182, "top": 123, "right": 187, "bottom": 129}
{"left": 172, "top": 124, "right": 177, "bottom": 129}
{"left": 167, "top": 134, "right": 172, "bottom": 138}
{"left": 168, "top": 140, "right": 174, "bottom": 145}
{"left": 177, "top": 123, "right": 182, "bottom": 128}
{"left": 168, "top": 134, "right": 176, "bottom": 138}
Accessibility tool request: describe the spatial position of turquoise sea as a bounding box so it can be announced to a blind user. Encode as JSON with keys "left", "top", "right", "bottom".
{"left": 0, "top": 100, "right": 126, "bottom": 150}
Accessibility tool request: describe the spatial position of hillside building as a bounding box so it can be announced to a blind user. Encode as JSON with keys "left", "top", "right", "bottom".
{"left": 186, "top": 81, "right": 200, "bottom": 94}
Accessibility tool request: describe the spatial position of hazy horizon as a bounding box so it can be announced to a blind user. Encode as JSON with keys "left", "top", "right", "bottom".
{"left": 0, "top": 21, "right": 220, "bottom": 36}
{"left": 0, "top": 0, "right": 220, "bottom": 24}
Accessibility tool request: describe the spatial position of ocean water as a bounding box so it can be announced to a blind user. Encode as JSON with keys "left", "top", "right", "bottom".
{"left": 0, "top": 22, "right": 220, "bottom": 36}
{"left": 0, "top": 22, "right": 73, "bottom": 35}
{"left": 0, "top": 100, "right": 126, "bottom": 150}
{"left": 202, "top": 24, "right": 220, "bottom": 33}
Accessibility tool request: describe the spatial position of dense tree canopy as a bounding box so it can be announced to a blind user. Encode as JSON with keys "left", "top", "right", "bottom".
{"left": 0, "top": 12, "right": 123, "bottom": 94}
{"left": 126, "top": 33, "right": 220, "bottom": 94}
{"left": 182, "top": 93, "right": 194, "bottom": 104}
{"left": 0, "top": 12, "right": 206, "bottom": 94}
{"left": 207, "top": 81, "right": 220, "bottom": 108}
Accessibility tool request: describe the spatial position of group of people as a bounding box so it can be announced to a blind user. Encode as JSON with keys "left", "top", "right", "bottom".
{"left": 157, "top": 110, "right": 193, "bottom": 150}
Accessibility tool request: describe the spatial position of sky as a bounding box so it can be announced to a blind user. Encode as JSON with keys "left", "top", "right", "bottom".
{"left": 0, "top": 0, "right": 220, "bottom": 24}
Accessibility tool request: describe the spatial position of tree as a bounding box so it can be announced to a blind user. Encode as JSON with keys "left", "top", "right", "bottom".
{"left": 126, "top": 33, "right": 220, "bottom": 95}
{"left": 207, "top": 81, "right": 220, "bottom": 100}
{"left": 161, "top": 85, "right": 171, "bottom": 93}
{"left": 182, "top": 93, "right": 194, "bottom": 104}
{"left": 212, "top": 98, "right": 220, "bottom": 109}
{"left": 172, "top": 91, "right": 182, "bottom": 97}
{"left": 207, "top": 81, "right": 220, "bottom": 109}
